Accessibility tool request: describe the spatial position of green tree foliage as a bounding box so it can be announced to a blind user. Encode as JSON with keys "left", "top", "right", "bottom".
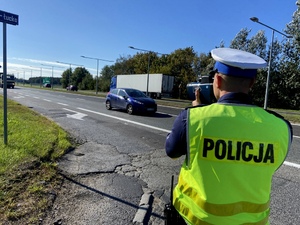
{"left": 60, "top": 67, "right": 93, "bottom": 90}
{"left": 113, "top": 55, "right": 134, "bottom": 75}
{"left": 72, "top": 67, "right": 91, "bottom": 87}
{"left": 230, "top": 28, "right": 251, "bottom": 51}
{"left": 98, "top": 65, "right": 115, "bottom": 92}
{"left": 61, "top": 68, "right": 72, "bottom": 88}
{"left": 167, "top": 47, "right": 199, "bottom": 98}
{"left": 199, "top": 52, "right": 214, "bottom": 76}
{"left": 229, "top": 27, "right": 287, "bottom": 108}
{"left": 279, "top": 3, "right": 300, "bottom": 109}
{"left": 71, "top": 67, "right": 93, "bottom": 90}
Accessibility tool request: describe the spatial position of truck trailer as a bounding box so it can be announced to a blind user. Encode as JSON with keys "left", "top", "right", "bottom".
{"left": 110, "top": 74, "right": 174, "bottom": 99}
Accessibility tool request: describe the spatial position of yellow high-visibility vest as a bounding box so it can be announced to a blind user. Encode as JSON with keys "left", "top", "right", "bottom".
{"left": 173, "top": 103, "right": 291, "bottom": 225}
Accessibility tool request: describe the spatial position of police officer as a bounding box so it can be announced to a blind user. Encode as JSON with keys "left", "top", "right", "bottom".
{"left": 165, "top": 48, "right": 293, "bottom": 225}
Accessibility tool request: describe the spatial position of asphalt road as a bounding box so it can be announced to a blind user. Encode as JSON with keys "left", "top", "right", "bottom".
{"left": 2, "top": 87, "right": 300, "bottom": 225}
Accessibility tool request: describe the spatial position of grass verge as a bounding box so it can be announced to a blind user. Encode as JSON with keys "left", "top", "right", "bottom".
{"left": 0, "top": 98, "right": 73, "bottom": 224}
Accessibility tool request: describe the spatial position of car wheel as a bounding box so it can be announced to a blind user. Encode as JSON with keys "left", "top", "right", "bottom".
{"left": 126, "top": 104, "right": 134, "bottom": 115}
{"left": 106, "top": 100, "right": 112, "bottom": 110}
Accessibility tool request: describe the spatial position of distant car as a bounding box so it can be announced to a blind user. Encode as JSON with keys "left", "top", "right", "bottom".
{"left": 105, "top": 88, "right": 157, "bottom": 115}
{"left": 66, "top": 85, "right": 78, "bottom": 91}
{"left": 43, "top": 83, "right": 51, "bottom": 88}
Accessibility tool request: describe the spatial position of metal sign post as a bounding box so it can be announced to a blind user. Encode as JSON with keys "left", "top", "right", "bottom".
{"left": 1, "top": 10, "right": 19, "bottom": 145}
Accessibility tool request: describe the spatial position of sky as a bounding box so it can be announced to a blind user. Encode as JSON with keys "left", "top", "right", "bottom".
{"left": 0, "top": 0, "right": 298, "bottom": 79}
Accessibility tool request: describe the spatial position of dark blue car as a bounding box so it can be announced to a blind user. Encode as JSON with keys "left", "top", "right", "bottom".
{"left": 105, "top": 88, "right": 157, "bottom": 115}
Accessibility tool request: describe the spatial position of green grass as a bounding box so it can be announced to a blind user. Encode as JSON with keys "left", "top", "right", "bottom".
{"left": 0, "top": 98, "right": 72, "bottom": 224}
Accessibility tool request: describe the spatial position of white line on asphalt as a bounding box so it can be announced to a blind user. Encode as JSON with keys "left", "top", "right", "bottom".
{"left": 77, "top": 107, "right": 300, "bottom": 169}
{"left": 63, "top": 108, "right": 87, "bottom": 120}
{"left": 284, "top": 161, "right": 300, "bottom": 169}
{"left": 43, "top": 99, "right": 52, "bottom": 102}
{"left": 157, "top": 112, "right": 178, "bottom": 117}
{"left": 57, "top": 102, "right": 68, "bottom": 106}
{"left": 77, "top": 107, "right": 171, "bottom": 133}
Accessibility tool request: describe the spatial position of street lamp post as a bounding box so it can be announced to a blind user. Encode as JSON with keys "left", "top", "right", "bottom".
{"left": 20, "top": 67, "right": 33, "bottom": 86}
{"left": 29, "top": 66, "right": 40, "bottom": 87}
{"left": 250, "top": 17, "right": 292, "bottom": 109}
{"left": 23, "top": 71, "right": 25, "bottom": 85}
{"left": 129, "top": 46, "right": 167, "bottom": 96}
{"left": 40, "top": 67, "right": 43, "bottom": 87}
{"left": 81, "top": 56, "right": 114, "bottom": 94}
{"left": 41, "top": 64, "right": 64, "bottom": 89}
{"left": 56, "top": 61, "right": 83, "bottom": 88}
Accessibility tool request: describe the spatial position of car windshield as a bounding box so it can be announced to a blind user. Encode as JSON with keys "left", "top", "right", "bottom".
{"left": 126, "top": 89, "right": 146, "bottom": 98}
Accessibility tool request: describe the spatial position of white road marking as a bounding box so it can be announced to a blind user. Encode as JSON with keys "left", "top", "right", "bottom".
{"left": 13, "top": 96, "right": 25, "bottom": 99}
{"left": 284, "top": 161, "right": 300, "bottom": 169}
{"left": 43, "top": 99, "right": 52, "bottom": 102}
{"left": 63, "top": 108, "right": 87, "bottom": 120}
{"left": 57, "top": 102, "right": 68, "bottom": 106}
{"left": 77, "top": 107, "right": 171, "bottom": 133}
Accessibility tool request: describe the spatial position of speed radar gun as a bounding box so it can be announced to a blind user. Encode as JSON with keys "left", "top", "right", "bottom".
{"left": 186, "top": 74, "right": 215, "bottom": 104}
{"left": 164, "top": 175, "right": 186, "bottom": 225}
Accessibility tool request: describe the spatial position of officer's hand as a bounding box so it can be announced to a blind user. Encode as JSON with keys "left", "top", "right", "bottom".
{"left": 192, "top": 88, "right": 201, "bottom": 106}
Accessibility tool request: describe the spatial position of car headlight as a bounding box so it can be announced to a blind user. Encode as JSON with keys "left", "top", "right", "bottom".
{"left": 132, "top": 99, "right": 143, "bottom": 104}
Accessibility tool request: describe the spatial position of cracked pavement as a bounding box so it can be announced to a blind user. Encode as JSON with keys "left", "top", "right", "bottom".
{"left": 43, "top": 141, "right": 183, "bottom": 225}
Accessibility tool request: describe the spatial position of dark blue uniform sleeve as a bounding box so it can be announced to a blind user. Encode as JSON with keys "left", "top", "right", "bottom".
{"left": 266, "top": 109, "right": 293, "bottom": 142}
{"left": 165, "top": 109, "right": 188, "bottom": 158}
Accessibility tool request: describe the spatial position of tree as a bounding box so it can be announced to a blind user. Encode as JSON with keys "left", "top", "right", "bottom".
{"left": 61, "top": 68, "right": 72, "bottom": 88}
{"left": 279, "top": 3, "right": 300, "bottom": 109}
{"left": 60, "top": 67, "right": 93, "bottom": 90}
{"left": 230, "top": 28, "right": 251, "bottom": 51}
{"left": 168, "top": 47, "right": 199, "bottom": 98}
{"left": 229, "top": 28, "right": 280, "bottom": 107}
{"left": 113, "top": 55, "right": 134, "bottom": 75}
{"left": 99, "top": 65, "right": 115, "bottom": 92}
{"left": 199, "top": 52, "right": 214, "bottom": 76}
{"left": 72, "top": 67, "right": 89, "bottom": 85}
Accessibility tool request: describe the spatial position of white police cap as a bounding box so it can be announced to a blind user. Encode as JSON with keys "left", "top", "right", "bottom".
{"left": 211, "top": 48, "right": 267, "bottom": 78}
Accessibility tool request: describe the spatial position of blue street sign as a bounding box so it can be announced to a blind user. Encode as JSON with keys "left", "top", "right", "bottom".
{"left": 0, "top": 10, "right": 19, "bottom": 26}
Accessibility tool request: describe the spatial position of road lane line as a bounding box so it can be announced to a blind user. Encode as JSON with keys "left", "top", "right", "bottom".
{"left": 57, "top": 102, "right": 68, "bottom": 106}
{"left": 284, "top": 161, "right": 300, "bottom": 169}
{"left": 77, "top": 107, "right": 171, "bottom": 133}
{"left": 77, "top": 107, "right": 300, "bottom": 169}
{"left": 157, "top": 111, "right": 178, "bottom": 117}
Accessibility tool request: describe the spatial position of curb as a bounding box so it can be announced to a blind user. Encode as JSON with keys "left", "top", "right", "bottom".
{"left": 133, "top": 192, "right": 153, "bottom": 224}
